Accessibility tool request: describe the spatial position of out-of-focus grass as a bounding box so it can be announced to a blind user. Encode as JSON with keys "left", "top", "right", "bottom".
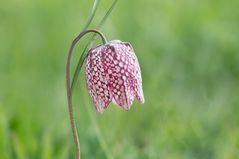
{"left": 1, "top": 0, "right": 239, "bottom": 158}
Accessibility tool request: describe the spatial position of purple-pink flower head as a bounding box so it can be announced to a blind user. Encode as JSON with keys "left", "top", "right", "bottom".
{"left": 85, "top": 40, "right": 144, "bottom": 112}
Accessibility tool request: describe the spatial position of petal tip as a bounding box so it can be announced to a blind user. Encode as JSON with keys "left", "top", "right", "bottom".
{"left": 122, "top": 104, "right": 132, "bottom": 111}
{"left": 136, "top": 94, "right": 145, "bottom": 104}
{"left": 95, "top": 104, "right": 109, "bottom": 113}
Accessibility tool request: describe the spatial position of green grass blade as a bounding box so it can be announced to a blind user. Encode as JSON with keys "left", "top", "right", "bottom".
{"left": 83, "top": 0, "right": 100, "bottom": 31}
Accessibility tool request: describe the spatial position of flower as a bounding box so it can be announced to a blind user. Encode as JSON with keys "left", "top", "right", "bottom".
{"left": 85, "top": 40, "right": 144, "bottom": 112}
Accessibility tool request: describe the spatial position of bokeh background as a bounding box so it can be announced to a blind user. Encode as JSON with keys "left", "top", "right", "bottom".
{"left": 1, "top": 0, "right": 239, "bottom": 158}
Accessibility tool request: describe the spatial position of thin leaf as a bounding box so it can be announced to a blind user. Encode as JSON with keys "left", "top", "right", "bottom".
{"left": 83, "top": 0, "right": 100, "bottom": 31}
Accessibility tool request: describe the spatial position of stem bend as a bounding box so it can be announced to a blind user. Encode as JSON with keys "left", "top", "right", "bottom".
{"left": 66, "top": 29, "right": 107, "bottom": 159}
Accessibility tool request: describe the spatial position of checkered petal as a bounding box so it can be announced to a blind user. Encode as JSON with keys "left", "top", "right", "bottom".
{"left": 85, "top": 40, "right": 144, "bottom": 112}
{"left": 85, "top": 46, "right": 112, "bottom": 113}
{"left": 123, "top": 42, "right": 145, "bottom": 104}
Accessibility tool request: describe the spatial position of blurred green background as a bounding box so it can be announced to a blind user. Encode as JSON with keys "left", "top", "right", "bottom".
{"left": 1, "top": 0, "right": 239, "bottom": 158}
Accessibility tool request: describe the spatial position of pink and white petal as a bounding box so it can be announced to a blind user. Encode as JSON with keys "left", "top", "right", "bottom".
{"left": 102, "top": 43, "right": 135, "bottom": 110}
{"left": 110, "top": 75, "right": 135, "bottom": 110}
{"left": 134, "top": 77, "right": 145, "bottom": 104}
{"left": 122, "top": 42, "right": 145, "bottom": 104}
{"left": 85, "top": 46, "right": 112, "bottom": 112}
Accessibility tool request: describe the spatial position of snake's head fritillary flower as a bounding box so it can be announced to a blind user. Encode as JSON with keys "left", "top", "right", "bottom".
{"left": 85, "top": 40, "right": 144, "bottom": 112}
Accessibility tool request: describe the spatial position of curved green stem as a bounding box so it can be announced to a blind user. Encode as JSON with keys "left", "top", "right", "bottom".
{"left": 71, "top": 0, "right": 119, "bottom": 94}
{"left": 69, "top": 29, "right": 107, "bottom": 93}
{"left": 66, "top": 29, "right": 107, "bottom": 159}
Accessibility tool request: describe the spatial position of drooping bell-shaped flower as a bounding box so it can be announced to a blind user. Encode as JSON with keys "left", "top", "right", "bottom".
{"left": 85, "top": 40, "right": 144, "bottom": 112}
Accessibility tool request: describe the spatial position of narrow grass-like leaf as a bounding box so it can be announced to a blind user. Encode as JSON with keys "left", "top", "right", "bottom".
{"left": 83, "top": 0, "right": 100, "bottom": 31}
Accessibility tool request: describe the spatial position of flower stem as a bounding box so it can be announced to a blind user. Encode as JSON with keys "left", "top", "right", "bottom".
{"left": 70, "top": 29, "right": 107, "bottom": 93}
{"left": 71, "top": 0, "right": 119, "bottom": 94}
{"left": 66, "top": 29, "right": 107, "bottom": 159}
